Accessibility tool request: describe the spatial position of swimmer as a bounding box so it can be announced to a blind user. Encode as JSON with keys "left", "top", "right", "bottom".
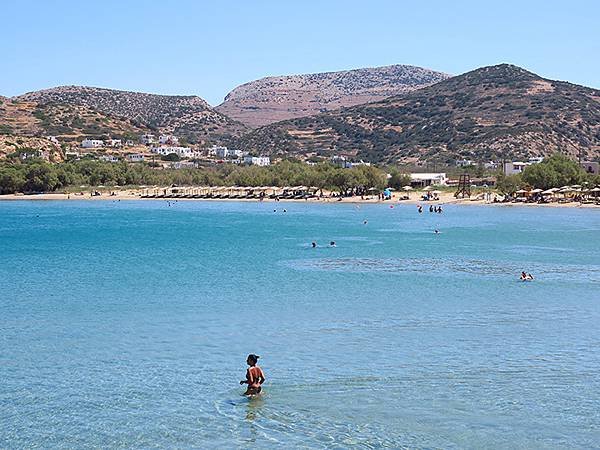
{"left": 311, "top": 241, "right": 317, "bottom": 248}
{"left": 240, "top": 354, "right": 265, "bottom": 396}
{"left": 363, "top": 220, "right": 368, "bottom": 225}
{"left": 273, "top": 209, "right": 277, "bottom": 212}
{"left": 434, "top": 229, "right": 439, "bottom": 234}
{"left": 283, "top": 209, "right": 287, "bottom": 213}
{"left": 330, "top": 241, "right": 336, "bottom": 247}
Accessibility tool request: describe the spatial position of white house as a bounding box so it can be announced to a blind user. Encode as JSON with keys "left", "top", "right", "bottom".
{"left": 504, "top": 161, "right": 530, "bottom": 175}
{"left": 126, "top": 153, "right": 145, "bottom": 162}
{"left": 99, "top": 155, "right": 120, "bottom": 163}
{"left": 81, "top": 139, "right": 104, "bottom": 148}
{"left": 455, "top": 159, "right": 474, "bottom": 167}
{"left": 244, "top": 156, "right": 271, "bottom": 166}
{"left": 410, "top": 173, "right": 448, "bottom": 187}
{"left": 106, "top": 139, "right": 122, "bottom": 147}
{"left": 159, "top": 134, "right": 179, "bottom": 145}
{"left": 151, "top": 146, "right": 195, "bottom": 158}
{"left": 140, "top": 134, "right": 156, "bottom": 145}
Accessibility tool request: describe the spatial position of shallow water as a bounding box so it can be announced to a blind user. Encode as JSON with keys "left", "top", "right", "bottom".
{"left": 1, "top": 200, "right": 599, "bottom": 448}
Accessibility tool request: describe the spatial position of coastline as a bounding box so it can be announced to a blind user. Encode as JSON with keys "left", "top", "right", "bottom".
{"left": 1, "top": 191, "right": 598, "bottom": 208}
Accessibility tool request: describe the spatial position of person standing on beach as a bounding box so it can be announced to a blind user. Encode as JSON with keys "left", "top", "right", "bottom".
{"left": 240, "top": 354, "right": 265, "bottom": 396}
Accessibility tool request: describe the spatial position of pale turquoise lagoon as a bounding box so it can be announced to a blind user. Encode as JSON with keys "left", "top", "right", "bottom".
{"left": 1, "top": 201, "right": 599, "bottom": 448}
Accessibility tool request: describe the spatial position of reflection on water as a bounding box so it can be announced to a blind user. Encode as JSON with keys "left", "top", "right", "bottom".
{"left": 285, "top": 257, "right": 600, "bottom": 283}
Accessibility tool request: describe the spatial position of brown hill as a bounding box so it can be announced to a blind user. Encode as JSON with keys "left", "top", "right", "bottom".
{"left": 12, "top": 86, "right": 247, "bottom": 144}
{"left": 216, "top": 65, "right": 450, "bottom": 127}
{"left": 0, "top": 95, "right": 150, "bottom": 142}
{"left": 234, "top": 64, "right": 600, "bottom": 164}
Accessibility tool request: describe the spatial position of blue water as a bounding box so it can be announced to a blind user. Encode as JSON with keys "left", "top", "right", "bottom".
{"left": 1, "top": 200, "right": 599, "bottom": 449}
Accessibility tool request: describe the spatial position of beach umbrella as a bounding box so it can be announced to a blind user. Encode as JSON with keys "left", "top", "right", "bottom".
{"left": 431, "top": 190, "right": 442, "bottom": 195}
{"left": 402, "top": 186, "right": 413, "bottom": 191}
{"left": 530, "top": 188, "right": 543, "bottom": 193}
{"left": 515, "top": 189, "right": 528, "bottom": 194}
{"left": 423, "top": 186, "right": 433, "bottom": 191}
{"left": 541, "top": 189, "right": 555, "bottom": 195}
{"left": 571, "top": 185, "right": 582, "bottom": 189}
{"left": 590, "top": 187, "right": 600, "bottom": 192}
{"left": 367, "top": 187, "right": 379, "bottom": 192}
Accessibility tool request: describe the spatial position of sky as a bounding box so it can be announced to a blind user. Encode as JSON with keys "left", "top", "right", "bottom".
{"left": 2, "top": 0, "right": 599, "bottom": 105}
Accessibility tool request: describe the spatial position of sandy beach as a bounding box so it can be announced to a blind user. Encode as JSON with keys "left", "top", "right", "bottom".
{"left": 1, "top": 189, "right": 598, "bottom": 208}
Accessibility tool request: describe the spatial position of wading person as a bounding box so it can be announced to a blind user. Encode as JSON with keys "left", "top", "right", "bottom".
{"left": 240, "top": 354, "right": 265, "bottom": 396}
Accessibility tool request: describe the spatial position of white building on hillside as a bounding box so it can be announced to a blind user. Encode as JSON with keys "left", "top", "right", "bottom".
{"left": 106, "top": 139, "right": 122, "bottom": 147}
{"left": 151, "top": 146, "right": 195, "bottom": 159}
{"left": 99, "top": 155, "right": 120, "bottom": 163}
{"left": 126, "top": 153, "right": 145, "bottom": 162}
{"left": 81, "top": 139, "right": 104, "bottom": 148}
{"left": 244, "top": 156, "right": 271, "bottom": 166}
{"left": 159, "top": 134, "right": 179, "bottom": 145}
{"left": 410, "top": 173, "right": 448, "bottom": 187}
{"left": 140, "top": 134, "right": 156, "bottom": 145}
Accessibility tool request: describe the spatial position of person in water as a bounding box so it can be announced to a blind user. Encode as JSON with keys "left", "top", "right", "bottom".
{"left": 330, "top": 241, "right": 336, "bottom": 247}
{"left": 311, "top": 241, "right": 317, "bottom": 248}
{"left": 240, "top": 354, "right": 265, "bottom": 396}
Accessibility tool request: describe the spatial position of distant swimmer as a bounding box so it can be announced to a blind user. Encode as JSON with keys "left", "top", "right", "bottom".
{"left": 434, "top": 229, "right": 440, "bottom": 234}
{"left": 273, "top": 209, "right": 277, "bottom": 212}
{"left": 330, "top": 241, "right": 336, "bottom": 247}
{"left": 520, "top": 271, "right": 534, "bottom": 281}
{"left": 429, "top": 205, "right": 434, "bottom": 212}
{"left": 283, "top": 209, "right": 287, "bottom": 213}
{"left": 240, "top": 354, "right": 265, "bottom": 396}
{"left": 311, "top": 241, "right": 317, "bottom": 248}
{"left": 363, "top": 220, "right": 368, "bottom": 225}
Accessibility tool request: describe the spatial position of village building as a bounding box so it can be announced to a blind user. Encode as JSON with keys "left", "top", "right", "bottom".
{"left": 159, "top": 135, "right": 179, "bottom": 145}
{"left": 244, "top": 156, "right": 271, "bottom": 166}
{"left": 126, "top": 153, "right": 145, "bottom": 162}
{"left": 410, "top": 173, "right": 448, "bottom": 187}
{"left": 99, "top": 155, "right": 120, "bottom": 163}
{"left": 150, "top": 146, "right": 196, "bottom": 159}
{"left": 81, "top": 139, "right": 104, "bottom": 148}
{"left": 140, "top": 134, "right": 156, "bottom": 145}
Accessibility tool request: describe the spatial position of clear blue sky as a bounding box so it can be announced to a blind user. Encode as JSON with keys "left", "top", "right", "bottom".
{"left": 2, "top": 0, "right": 599, "bottom": 105}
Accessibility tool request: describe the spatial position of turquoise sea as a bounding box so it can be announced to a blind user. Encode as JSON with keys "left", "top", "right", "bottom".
{"left": 1, "top": 200, "right": 599, "bottom": 449}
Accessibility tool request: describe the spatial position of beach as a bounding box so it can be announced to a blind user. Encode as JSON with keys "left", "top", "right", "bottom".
{"left": 1, "top": 189, "right": 598, "bottom": 208}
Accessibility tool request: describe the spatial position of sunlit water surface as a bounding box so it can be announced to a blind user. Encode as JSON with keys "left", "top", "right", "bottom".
{"left": 1, "top": 201, "right": 599, "bottom": 448}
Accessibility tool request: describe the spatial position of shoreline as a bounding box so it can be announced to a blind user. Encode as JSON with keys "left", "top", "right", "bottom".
{"left": 0, "top": 191, "right": 598, "bottom": 208}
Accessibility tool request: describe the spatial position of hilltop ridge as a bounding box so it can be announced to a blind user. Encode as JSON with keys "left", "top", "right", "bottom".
{"left": 216, "top": 64, "right": 450, "bottom": 127}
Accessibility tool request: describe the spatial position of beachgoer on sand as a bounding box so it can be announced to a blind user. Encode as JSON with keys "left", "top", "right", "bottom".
{"left": 240, "top": 354, "right": 265, "bottom": 396}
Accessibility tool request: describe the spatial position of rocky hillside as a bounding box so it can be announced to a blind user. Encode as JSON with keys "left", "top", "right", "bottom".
{"left": 0, "top": 95, "right": 150, "bottom": 142}
{"left": 235, "top": 64, "right": 600, "bottom": 164}
{"left": 12, "top": 86, "right": 247, "bottom": 144}
{"left": 216, "top": 65, "right": 450, "bottom": 127}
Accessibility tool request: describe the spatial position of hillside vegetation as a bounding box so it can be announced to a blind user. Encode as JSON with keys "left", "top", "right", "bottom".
{"left": 11, "top": 86, "right": 247, "bottom": 144}
{"left": 235, "top": 64, "right": 600, "bottom": 164}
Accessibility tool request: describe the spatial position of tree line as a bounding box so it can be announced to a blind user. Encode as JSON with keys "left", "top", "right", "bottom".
{"left": 496, "top": 154, "right": 600, "bottom": 193}
{"left": 0, "top": 158, "right": 392, "bottom": 195}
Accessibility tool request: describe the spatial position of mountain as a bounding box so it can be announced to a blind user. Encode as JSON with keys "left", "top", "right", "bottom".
{"left": 234, "top": 64, "right": 600, "bottom": 164}
{"left": 9, "top": 86, "right": 247, "bottom": 144}
{"left": 216, "top": 65, "right": 450, "bottom": 127}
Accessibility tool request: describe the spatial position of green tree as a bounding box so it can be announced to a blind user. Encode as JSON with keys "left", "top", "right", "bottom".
{"left": 522, "top": 154, "right": 585, "bottom": 189}
{"left": 496, "top": 173, "right": 522, "bottom": 194}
